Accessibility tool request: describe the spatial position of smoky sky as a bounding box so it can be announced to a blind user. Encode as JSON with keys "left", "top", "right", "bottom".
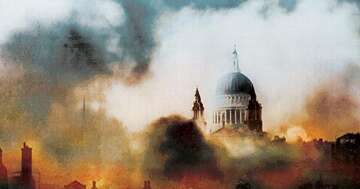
{"left": 1, "top": 0, "right": 358, "bottom": 78}
{"left": 2, "top": 25, "right": 110, "bottom": 83}
{"left": 0, "top": 0, "right": 359, "bottom": 150}
{"left": 0, "top": 0, "right": 253, "bottom": 123}
{"left": 0, "top": 1, "right": 359, "bottom": 188}
{"left": 1, "top": 0, "right": 359, "bottom": 84}
{"left": 0, "top": 0, "right": 251, "bottom": 84}
{"left": 280, "top": 0, "right": 360, "bottom": 12}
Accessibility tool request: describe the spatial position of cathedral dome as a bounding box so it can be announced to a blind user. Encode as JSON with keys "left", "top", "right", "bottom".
{"left": 216, "top": 72, "right": 256, "bottom": 98}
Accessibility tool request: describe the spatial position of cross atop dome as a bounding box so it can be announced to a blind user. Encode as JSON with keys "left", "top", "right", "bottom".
{"left": 232, "top": 45, "right": 240, "bottom": 72}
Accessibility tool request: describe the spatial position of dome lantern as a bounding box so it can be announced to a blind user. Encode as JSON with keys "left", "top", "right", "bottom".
{"left": 232, "top": 45, "right": 240, "bottom": 72}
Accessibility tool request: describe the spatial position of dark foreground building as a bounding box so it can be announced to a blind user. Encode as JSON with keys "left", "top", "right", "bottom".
{"left": 143, "top": 180, "right": 151, "bottom": 189}
{"left": 10, "top": 143, "right": 36, "bottom": 189}
{"left": 235, "top": 180, "right": 251, "bottom": 189}
{"left": 64, "top": 181, "right": 86, "bottom": 189}
{"left": 332, "top": 133, "right": 360, "bottom": 165}
{"left": 0, "top": 148, "right": 8, "bottom": 189}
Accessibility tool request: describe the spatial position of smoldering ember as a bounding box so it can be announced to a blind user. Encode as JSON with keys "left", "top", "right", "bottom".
{"left": 0, "top": 0, "right": 360, "bottom": 189}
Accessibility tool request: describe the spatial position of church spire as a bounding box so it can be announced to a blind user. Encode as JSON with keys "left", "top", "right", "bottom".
{"left": 232, "top": 45, "right": 240, "bottom": 72}
{"left": 192, "top": 87, "right": 204, "bottom": 120}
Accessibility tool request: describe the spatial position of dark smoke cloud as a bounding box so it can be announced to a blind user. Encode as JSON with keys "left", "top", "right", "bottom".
{"left": 113, "top": 0, "right": 248, "bottom": 80}
{"left": 279, "top": 0, "right": 360, "bottom": 13}
{"left": 116, "top": 0, "right": 158, "bottom": 79}
{"left": 2, "top": 23, "right": 110, "bottom": 83}
{"left": 279, "top": 0, "right": 297, "bottom": 12}
{"left": 141, "top": 114, "right": 358, "bottom": 188}
{"left": 1, "top": 26, "right": 112, "bottom": 132}
{"left": 143, "top": 115, "right": 223, "bottom": 181}
{"left": 163, "top": 0, "right": 246, "bottom": 10}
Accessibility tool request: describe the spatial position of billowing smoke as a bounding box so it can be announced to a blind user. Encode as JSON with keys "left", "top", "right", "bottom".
{"left": 0, "top": 0, "right": 250, "bottom": 85}
{"left": 279, "top": 64, "right": 360, "bottom": 141}
{"left": 0, "top": 0, "right": 249, "bottom": 166}
{"left": 139, "top": 115, "right": 324, "bottom": 189}
{"left": 142, "top": 115, "right": 223, "bottom": 181}
{"left": 0, "top": 0, "right": 359, "bottom": 188}
{"left": 0, "top": 0, "right": 253, "bottom": 187}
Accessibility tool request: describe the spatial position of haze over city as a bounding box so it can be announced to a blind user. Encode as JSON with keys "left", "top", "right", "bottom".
{"left": 0, "top": 0, "right": 359, "bottom": 189}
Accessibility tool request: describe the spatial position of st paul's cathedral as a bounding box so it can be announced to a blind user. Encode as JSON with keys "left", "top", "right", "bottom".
{"left": 192, "top": 48, "right": 263, "bottom": 134}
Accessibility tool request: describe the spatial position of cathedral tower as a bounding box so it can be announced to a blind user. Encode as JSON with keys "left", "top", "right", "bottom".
{"left": 212, "top": 47, "right": 263, "bottom": 133}
{"left": 192, "top": 88, "right": 204, "bottom": 120}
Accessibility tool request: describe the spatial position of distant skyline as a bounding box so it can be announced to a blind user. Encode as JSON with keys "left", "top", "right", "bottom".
{"left": 0, "top": 1, "right": 359, "bottom": 188}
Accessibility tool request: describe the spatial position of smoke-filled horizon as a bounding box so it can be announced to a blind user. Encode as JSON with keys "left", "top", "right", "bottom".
{"left": 0, "top": 0, "right": 358, "bottom": 143}
{"left": 0, "top": 0, "right": 358, "bottom": 137}
{"left": 0, "top": 0, "right": 359, "bottom": 188}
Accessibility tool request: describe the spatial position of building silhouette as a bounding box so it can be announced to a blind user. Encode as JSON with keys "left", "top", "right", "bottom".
{"left": 298, "top": 133, "right": 360, "bottom": 188}
{"left": 235, "top": 180, "right": 251, "bottom": 189}
{"left": 302, "top": 132, "right": 360, "bottom": 165}
{"left": 21, "top": 143, "right": 32, "bottom": 182}
{"left": 332, "top": 133, "right": 360, "bottom": 165}
{"left": 0, "top": 148, "right": 8, "bottom": 189}
{"left": 212, "top": 47, "right": 262, "bottom": 133}
{"left": 192, "top": 88, "right": 208, "bottom": 132}
{"left": 20, "top": 143, "right": 35, "bottom": 189}
{"left": 192, "top": 88, "right": 204, "bottom": 120}
{"left": 64, "top": 181, "right": 86, "bottom": 189}
{"left": 271, "top": 136, "right": 286, "bottom": 144}
{"left": 143, "top": 180, "right": 151, "bottom": 189}
{"left": 90, "top": 181, "right": 97, "bottom": 189}
{"left": 10, "top": 143, "right": 36, "bottom": 189}
{"left": 298, "top": 175, "right": 340, "bottom": 189}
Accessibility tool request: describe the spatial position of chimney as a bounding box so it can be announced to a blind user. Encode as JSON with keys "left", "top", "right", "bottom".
{"left": 21, "top": 142, "right": 32, "bottom": 178}
{"left": 91, "top": 181, "right": 97, "bottom": 189}
{"left": 143, "top": 180, "right": 151, "bottom": 189}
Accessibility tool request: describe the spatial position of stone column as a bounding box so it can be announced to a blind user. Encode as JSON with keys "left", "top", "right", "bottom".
{"left": 213, "top": 112, "right": 215, "bottom": 124}
{"left": 217, "top": 112, "right": 220, "bottom": 124}
{"left": 229, "top": 109, "right": 232, "bottom": 124}
{"left": 234, "top": 109, "right": 237, "bottom": 124}
{"left": 240, "top": 109, "right": 243, "bottom": 123}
